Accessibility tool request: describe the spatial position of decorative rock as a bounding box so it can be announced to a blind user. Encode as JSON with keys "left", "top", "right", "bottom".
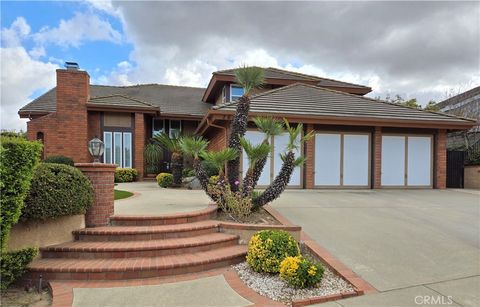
{"left": 185, "top": 177, "right": 202, "bottom": 190}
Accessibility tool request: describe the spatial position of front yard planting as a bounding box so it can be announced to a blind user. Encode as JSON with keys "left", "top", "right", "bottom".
{"left": 114, "top": 189, "right": 134, "bottom": 200}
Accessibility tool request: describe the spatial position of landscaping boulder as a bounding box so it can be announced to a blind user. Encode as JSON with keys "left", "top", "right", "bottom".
{"left": 184, "top": 177, "right": 202, "bottom": 190}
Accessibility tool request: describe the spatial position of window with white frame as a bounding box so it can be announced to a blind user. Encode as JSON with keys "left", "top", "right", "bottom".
{"left": 104, "top": 131, "right": 133, "bottom": 168}
{"left": 169, "top": 120, "right": 181, "bottom": 138}
{"left": 152, "top": 119, "right": 165, "bottom": 137}
{"left": 230, "top": 85, "right": 244, "bottom": 101}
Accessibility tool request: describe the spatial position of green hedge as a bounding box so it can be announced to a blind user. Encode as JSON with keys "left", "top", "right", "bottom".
{"left": 44, "top": 155, "right": 74, "bottom": 166}
{"left": 0, "top": 137, "right": 42, "bottom": 251}
{"left": 23, "top": 163, "right": 93, "bottom": 221}
{"left": 0, "top": 247, "right": 38, "bottom": 290}
{"left": 114, "top": 168, "right": 138, "bottom": 183}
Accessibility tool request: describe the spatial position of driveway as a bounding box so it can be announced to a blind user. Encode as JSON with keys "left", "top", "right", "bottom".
{"left": 271, "top": 189, "right": 480, "bottom": 306}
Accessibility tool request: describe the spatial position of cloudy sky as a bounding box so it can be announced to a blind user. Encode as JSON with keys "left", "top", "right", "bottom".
{"left": 1, "top": 1, "right": 479, "bottom": 130}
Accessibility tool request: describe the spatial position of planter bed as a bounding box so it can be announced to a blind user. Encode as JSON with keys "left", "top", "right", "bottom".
{"left": 215, "top": 207, "right": 281, "bottom": 225}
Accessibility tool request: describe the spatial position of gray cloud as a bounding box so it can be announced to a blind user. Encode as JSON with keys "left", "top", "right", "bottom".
{"left": 109, "top": 1, "right": 479, "bottom": 104}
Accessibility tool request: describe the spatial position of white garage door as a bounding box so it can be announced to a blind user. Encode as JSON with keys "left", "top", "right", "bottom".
{"left": 314, "top": 133, "right": 370, "bottom": 187}
{"left": 243, "top": 131, "right": 302, "bottom": 187}
{"left": 381, "top": 135, "right": 432, "bottom": 187}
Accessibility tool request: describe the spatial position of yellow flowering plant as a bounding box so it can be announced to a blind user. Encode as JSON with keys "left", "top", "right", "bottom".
{"left": 246, "top": 230, "right": 300, "bottom": 273}
{"left": 280, "top": 256, "right": 324, "bottom": 288}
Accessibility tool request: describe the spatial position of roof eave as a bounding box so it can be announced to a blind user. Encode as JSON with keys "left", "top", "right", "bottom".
{"left": 86, "top": 104, "right": 159, "bottom": 114}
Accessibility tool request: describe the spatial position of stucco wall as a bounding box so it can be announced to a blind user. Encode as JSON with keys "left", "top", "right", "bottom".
{"left": 7, "top": 214, "right": 85, "bottom": 252}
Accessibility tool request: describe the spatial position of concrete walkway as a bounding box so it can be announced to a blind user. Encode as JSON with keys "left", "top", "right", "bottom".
{"left": 114, "top": 182, "right": 209, "bottom": 215}
{"left": 72, "top": 275, "right": 252, "bottom": 307}
{"left": 271, "top": 189, "right": 480, "bottom": 306}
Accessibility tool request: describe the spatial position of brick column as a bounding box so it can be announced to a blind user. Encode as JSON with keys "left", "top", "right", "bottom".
{"left": 305, "top": 124, "right": 315, "bottom": 189}
{"left": 134, "top": 113, "right": 145, "bottom": 180}
{"left": 75, "top": 163, "right": 116, "bottom": 227}
{"left": 373, "top": 127, "right": 382, "bottom": 189}
{"left": 434, "top": 129, "right": 447, "bottom": 189}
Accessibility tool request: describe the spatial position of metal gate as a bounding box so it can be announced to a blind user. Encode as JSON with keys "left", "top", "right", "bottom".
{"left": 446, "top": 150, "right": 465, "bottom": 188}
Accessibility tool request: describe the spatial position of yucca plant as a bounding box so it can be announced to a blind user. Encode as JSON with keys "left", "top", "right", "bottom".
{"left": 253, "top": 121, "right": 313, "bottom": 209}
{"left": 226, "top": 66, "right": 265, "bottom": 191}
{"left": 179, "top": 136, "right": 210, "bottom": 194}
{"left": 239, "top": 137, "right": 272, "bottom": 198}
{"left": 144, "top": 143, "right": 163, "bottom": 174}
{"left": 152, "top": 132, "right": 183, "bottom": 185}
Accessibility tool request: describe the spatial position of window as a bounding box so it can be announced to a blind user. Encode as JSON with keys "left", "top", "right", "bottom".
{"left": 103, "top": 132, "right": 113, "bottom": 164}
{"left": 113, "top": 132, "right": 122, "bottom": 166}
{"left": 230, "top": 85, "right": 244, "bottom": 101}
{"left": 123, "top": 133, "right": 132, "bottom": 168}
{"left": 169, "top": 120, "right": 181, "bottom": 138}
{"left": 152, "top": 119, "right": 165, "bottom": 136}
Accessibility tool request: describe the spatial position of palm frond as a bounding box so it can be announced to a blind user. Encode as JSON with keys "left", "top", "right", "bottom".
{"left": 234, "top": 66, "right": 264, "bottom": 95}
{"left": 284, "top": 119, "right": 304, "bottom": 151}
{"left": 240, "top": 137, "right": 271, "bottom": 169}
{"left": 179, "top": 136, "right": 208, "bottom": 159}
{"left": 200, "top": 148, "right": 239, "bottom": 174}
{"left": 152, "top": 132, "right": 182, "bottom": 153}
{"left": 253, "top": 117, "right": 284, "bottom": 137}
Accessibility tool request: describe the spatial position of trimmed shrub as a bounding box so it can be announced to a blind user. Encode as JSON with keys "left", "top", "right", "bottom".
{"left": 156, "top": 172, "right": 173, "bottom": 188}
{"left": 44, "top": 155, "right": 74, "bottom": 166}
{"left": 0, "top": 247, "right": 38, "bottom": 290}
{"left": 202, "top": 160, "right": 218, "bottom": 177}
{"left": 280, "top": 256, "right": 324, "bottom": 288}
{"left": 115, "top": 168, "right": 138, "bottom": 183}
{"left": 0, "top": 137, "right": 42, "bottom": 251}
{"left": 23, "top": 163, "right": 94, "bottom": 221}
{"left": 246, "top": 230, "right": 300, "bottom": 273}
{"left": 182, "top": 167, "right": 196, "bottom": 178}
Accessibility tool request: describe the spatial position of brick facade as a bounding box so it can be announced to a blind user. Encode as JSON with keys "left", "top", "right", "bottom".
{"left": 434, "top": 129, "right": 447, "bottom": 189}
{"left": 373, "top": 127, "right": 382, "bottom": 188}
{"left": 27, "top": 69, "right": 90, "bottom": 163}
{"left": 76, "top": 163, "right": 116, "bottom": 227}
{"left": 134, "top": 113, "right": 145, "bottom": 179}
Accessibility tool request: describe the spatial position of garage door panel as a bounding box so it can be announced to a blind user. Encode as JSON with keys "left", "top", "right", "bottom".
{"left": 381, "top": 136, "right": 406, "bottom": 186}
{"left": 243, "top": 131, "right": 271, "bottom": 186}
{"left": 407, "top": 137, "right": 432, "bottom": 186}
{"left": 343, "top": 135, "right": 369, "bottom": 186}
{"left": 274, "top": 133, "right": 301, "bottom": 186}
{"left": 315, "top": 134, "right": 341, "bottom": 186}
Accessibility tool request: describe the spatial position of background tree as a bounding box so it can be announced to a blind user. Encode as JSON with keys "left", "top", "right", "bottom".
{"left": 152, "top": 132, "right": 183, "bottom": 185}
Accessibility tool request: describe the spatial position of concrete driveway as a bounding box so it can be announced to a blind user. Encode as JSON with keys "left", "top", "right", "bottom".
{"left": 271, "top": 189, "right": 480, "bottom": 306}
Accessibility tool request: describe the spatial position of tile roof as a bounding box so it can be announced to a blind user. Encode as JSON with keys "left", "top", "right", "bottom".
{"left": 214, "top": 67, "right": 370, "bottom": 90}
{"left": 19, "top": 84, "right": 210, "bottom": 117}
{"left": 436, "top": 86, "right": 480, "bottom": 110}
{"left": 88, "top": 95, "right": 158, "bottom": 110}
{"left": 213, "top": 83, "right": 475, "bottom": 125}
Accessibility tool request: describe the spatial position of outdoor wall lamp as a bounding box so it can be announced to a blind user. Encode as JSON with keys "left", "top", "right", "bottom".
{"left": 88, "top": 137, "right": 105, "bottom": 163}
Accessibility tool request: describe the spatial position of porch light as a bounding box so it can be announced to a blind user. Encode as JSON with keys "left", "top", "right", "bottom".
{"left": 88, "top": 137, "right": 104, "bottom": 163}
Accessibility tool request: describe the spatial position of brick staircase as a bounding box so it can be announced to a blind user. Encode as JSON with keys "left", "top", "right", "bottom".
{"left": 27, "top": 206, "right": 247, "bottom": 282}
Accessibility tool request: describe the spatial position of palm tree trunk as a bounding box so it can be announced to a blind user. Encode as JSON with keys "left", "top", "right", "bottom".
{"left": 227, "top": 95, "right": 250, "bottom": 191}
{"left": 252, "top": 151, "right": 295, "bottom": 209}
{"left": 192, "top": 158, "right": 219, "bottom": 202}
{"left": 241, "top": 155, "right": 267, "bottom": 198}
{"left": 171, "top": 152, "right": 184, "bottom": 185}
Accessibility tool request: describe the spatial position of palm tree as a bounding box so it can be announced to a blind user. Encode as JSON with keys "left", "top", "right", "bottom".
{"left": 226, "top": 66, "right": 265, "bottom": 190}
{"left": 239, "top": 137, "right": 272, "bottom": 198}
{"left": 178, "top": 136, "right": 210, "bottom": 194}
{"left": 253, "top": 120, "right": 313, "bottom": 208}
{"left": 152, "top": 132, "right": 183, "bottom": 185}
{"left": 200, "top": 148, "right": 238, "bottom": 181}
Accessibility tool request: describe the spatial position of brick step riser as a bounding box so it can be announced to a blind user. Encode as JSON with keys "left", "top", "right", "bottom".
{"left": 41, "top": 239, "right": 238, "bottom": 259}
{"left": 74, "top": 227, "right": 217, "bottom": 242}
{"left": 110, "top": 213, "right": 216, "bottom": 226}
{"left": 27, "top": 254, "right": 245, "bottom": 282}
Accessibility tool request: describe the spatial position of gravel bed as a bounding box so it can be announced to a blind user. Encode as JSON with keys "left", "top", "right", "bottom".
{"left": 233, "top": 262, "right": 354, "bottom": 305}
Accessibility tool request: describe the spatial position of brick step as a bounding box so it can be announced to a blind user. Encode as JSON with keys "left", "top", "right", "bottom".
{"left": 110, "top": 206, "right": 217, "bottom": 226}
{"left": 28, "top": 245, "right": 247, "bottom": 281}
{"left": 73, "top": 220, "right": 219, "bottom": 241}
{"left": 41, "top": 233, "right": 239, "bottom": 259}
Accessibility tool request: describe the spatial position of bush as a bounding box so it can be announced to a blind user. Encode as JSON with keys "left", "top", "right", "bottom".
{"left": 0, "top": 247, "right": 38, "bottom": 290}
{"left": 0, "top": 130, "right": 27, "bottom": 139}
{"left": 209, "top": 175, "right": 219, "bottom": 185}
{"left": 183, "top": 167, "right": 196, "bottom": 178}
{"left": 114, "top": 168, "right": 138, "bottom": 183}
{"left": 0, "top": 137, "right": 42, "bottom": 251}
{"left": 44, "top": 155, "right": 74, "bottom": 166}
{"left": 202, "top": 160, "right": 218, "bottom": 177}
{"left": 156, "top": 172, "right": 173, "bottom": 188}
{"left": 280, "top": 256, "right": 324, "bottom": 288}
{"left": 466, "top": 150, "right": 480, "bottom": 166}
{"left": 246, "top": 230, "right": 300, "bottom": 273}
{"left": 23, "top": 163, "right": 94, "bottom": 221}
{"left": 144, "top": 143, "right": 163, "bottom": 174}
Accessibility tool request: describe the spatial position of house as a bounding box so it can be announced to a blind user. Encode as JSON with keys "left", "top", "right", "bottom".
{"left": 19, "top": 63, "right": 476, "bottom": 189}
{"left": 435, "top": 86, "right": 480, "bottom": 149}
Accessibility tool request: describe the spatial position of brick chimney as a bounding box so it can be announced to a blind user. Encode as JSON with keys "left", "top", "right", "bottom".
{"left": 56, "top": 63, "right": 90, "bottom": 115}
